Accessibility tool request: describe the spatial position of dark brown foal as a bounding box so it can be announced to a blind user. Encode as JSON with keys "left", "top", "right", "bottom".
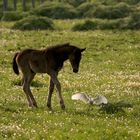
{"left": 12, "top": 43, "right": 86, "bottom": 109}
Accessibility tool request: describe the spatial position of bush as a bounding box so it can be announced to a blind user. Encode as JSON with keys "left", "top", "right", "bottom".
{"left": 72, "top": 20, "right": 98, "bottom": 31}
{"left": 94, "top": 2, "right": 131, "bottom": 19}
{"left": 127, "top": 12, "right": 140, "bottom": 29}
{"left": 124, "top": 0, "right": 140, "bottom": 5}
{"left": 0, "top": 12, "right": 3, "bottom": 19}
{"left": 65, "top": 0, "right": 87, "bottom": 7}
{"left": 72, "top": 19, "right": 131, "bottom": 31}
{"left": 99, "top": 19, "right": 122, "bottom": 29}
{"left": 85, "top": 0, "right": 140, "bottom": 5}
{"left": 31, "top": 2, "right": 78, "bottom": 19}
{"left": 77, "top": 2, "right": 97, "bottom": 18}
{"left": 0, "top": 2, "right": 3, "bottom": 19}
{"left": 118, "top": 12, "right": 140, "bottom": 30}
{"left": 72, "top": 19, "right": 122, "bottom": 31}
{"left": 1, "top": 11, "right": 23, "bottom": 21}
{"left": 72, "top": 16, "right": 140, "bottom": 31}
{"left": 12, "top": 16, "right": 54, "bottom": 30}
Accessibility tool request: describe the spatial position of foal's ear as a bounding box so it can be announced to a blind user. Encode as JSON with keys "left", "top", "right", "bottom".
{"left": 80, "top": 48, "right": 86, "bottom": 52}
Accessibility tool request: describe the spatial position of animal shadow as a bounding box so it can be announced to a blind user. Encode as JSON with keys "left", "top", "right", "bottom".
{"left": 99, "top": 100, "right": 133, "bottom": 114}
{"left": 12, "top": 79, "right": 44, "bottom": 87}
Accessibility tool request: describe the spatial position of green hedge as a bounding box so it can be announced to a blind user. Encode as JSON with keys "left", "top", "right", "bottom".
{"left": 1, "top": 11, "right": 23, "bottom": 21}
{"left": 12, "top": 16, "right": 55, "bottom": 30}
{"left": 77, "top": 2, "right": 131, "bottom": 19}
{"left": 127, "top": 13, "right": 140, "bottom": 29}
{"left": 31, "top": 2, "right": 78, "bottom": 19}
{"left": 77, "top": 2, "right": 97, "bottom": 17}
{"left": 93, "top": 3, "right": 131, "bottom": 19}
{"left": 72, "top": 19, "right": 122, "bottom": 31}
{"left": 65, "top": 0, "right": 87, "bottom": 7}
{"left": 72, "top": 20, "right": 98, "bottom": 31}
{"left": 72, "top": 15, "right": 140, "bottom": 31}
{"left": 0, "top": 12, "right": 3, "bottom": 19}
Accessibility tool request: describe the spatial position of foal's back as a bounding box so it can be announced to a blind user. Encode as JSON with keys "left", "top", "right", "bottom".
{"left": 16, "top": 48, "right": 51, "bottom": 74}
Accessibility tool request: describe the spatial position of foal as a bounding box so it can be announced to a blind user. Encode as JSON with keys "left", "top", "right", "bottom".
{"left": 12, "top": 43, "right": 85, "bottom": 109}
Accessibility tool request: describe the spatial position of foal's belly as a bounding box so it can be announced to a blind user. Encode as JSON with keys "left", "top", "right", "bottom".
{"left": 29, "top": 58, "right": 48, "bottom": 73}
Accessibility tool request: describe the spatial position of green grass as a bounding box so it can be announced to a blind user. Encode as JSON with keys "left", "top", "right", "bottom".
{"left": 0, "top": 20, "right": 140, "bottom": 139}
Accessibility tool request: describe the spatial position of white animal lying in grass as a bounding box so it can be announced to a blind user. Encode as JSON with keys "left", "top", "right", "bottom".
{"left": 72, "top": 93, "right": 108, "bottom": 105}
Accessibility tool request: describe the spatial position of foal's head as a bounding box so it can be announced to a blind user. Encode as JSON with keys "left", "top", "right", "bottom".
{"left": 69, "top": 45, "right": 86, "bottom": 73}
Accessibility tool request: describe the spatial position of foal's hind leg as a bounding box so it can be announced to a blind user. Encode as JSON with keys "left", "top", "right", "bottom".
{"left": 50, "top": 71, "right": 65, "bottom": 110}
{"left": 23, "top": 72, "right": 37, "bottom": 108}
{"left": 47, "top": 78, "right": 54, "bottom": 109}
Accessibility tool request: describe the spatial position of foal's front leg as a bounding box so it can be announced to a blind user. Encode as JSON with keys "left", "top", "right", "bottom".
{"left": 50, "top": 72, "right": 65, "bottom": 110}
{"left": 47, "top": 78, "right": 54, "bottom": 109}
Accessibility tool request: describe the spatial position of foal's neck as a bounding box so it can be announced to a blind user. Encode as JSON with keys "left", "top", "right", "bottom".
{"left": 60, "top": 46, "right": 74, "bottom": 61}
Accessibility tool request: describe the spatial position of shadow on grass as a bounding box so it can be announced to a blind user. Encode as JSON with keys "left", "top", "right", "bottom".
{"left": 99, "top": 100, "right": 133, "bottom": 114}
{"left": 0, "top": 104, "right": 23, "bottom": 113}
{"left": 0, "top": 101, "right": 38, "bottom": 114}
{"left": 11, "top": 79, "right": 45, "bottom": 87}
{"left": 43, "top": 100, "right": 133, "bottom": 117}
{"left": 0, "top": 100, "right": 133, "bottom": 117}
{"left": 65, "top": 100, "right": 133, "bottom": 117}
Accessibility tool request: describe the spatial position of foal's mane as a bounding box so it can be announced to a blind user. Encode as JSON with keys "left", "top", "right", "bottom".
{"left": 45, "top": 43, "right": 75, "bottom": 52}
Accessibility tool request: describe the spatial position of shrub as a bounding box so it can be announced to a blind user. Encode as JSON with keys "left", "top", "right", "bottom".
{"left": 71, "top": 19, "right": 133, "bottom": 31}
{"left": 77, "top": 2, "right": 97, "bottom": 18}
{"left": 118, "top": 12, "right": 140, "bottom": 30}
{"left": 31, "top": 2, "right": 78, "bottom": 19}
{"left": 1, "top": 11, "right": 23, "bottom": 21}
{"left": 0, "top": 2, "right": 3, "bottom": 19}
{"left": 65, "top": 0, "right": 87, "bottom": 7}
{"left": 99, "top": 19, "right": 122, "bottom": 30}
{"left": 72, "top": 19, "right": 124, "bottom": 31}
{"left": 127, "top": 12, "right": 140, "bottom": 29}
{"left": 124, "top": 0, "right": 140, "bottom": 5}
{"left": 94, "top": 2, "right": 131, "bottom": 19}
{"left": 72, "top": 20, "right": 98, "bottom": 31}
{"left": 12, "top": 16, "right": 54, "bottom": 30}
{"left": 87, "top": 0, "right": 140, "bottom": 5}
{"left": 117, "top": 18, "right": 130, "bottom": 29}
{"left": 0, "top": 12, "right": 3, "bottom": 19}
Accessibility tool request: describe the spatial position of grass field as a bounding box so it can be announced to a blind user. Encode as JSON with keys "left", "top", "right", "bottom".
{"left": 0, "top": 20, "right": 140, "bottom": 140}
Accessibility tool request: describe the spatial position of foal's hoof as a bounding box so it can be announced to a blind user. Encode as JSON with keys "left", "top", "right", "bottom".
{"left": 47, "top": 104, "right": 52, "bottom": 110}
{"left": 61, "top": 105, "right": 65, "bottom": 110}
{"left": 33, "top": 103, "right": 38, "bottom": 108}
{"left": 29, "top": 104, "right": 38, "bottom": 108}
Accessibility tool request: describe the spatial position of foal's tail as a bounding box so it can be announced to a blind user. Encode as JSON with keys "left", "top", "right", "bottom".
{"left": 12, "top": 52, "right": 19, "bottom": 75}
